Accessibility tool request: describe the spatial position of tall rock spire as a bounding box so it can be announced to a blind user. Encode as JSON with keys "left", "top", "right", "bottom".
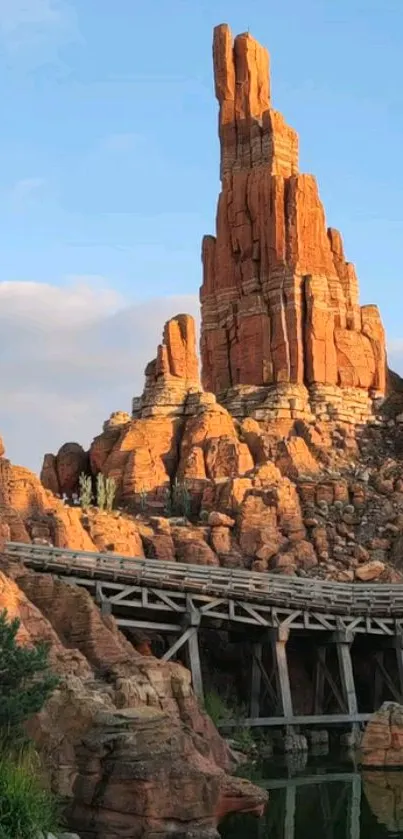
{"left": 200, "top": 24, "right": 386, "bottom": 420}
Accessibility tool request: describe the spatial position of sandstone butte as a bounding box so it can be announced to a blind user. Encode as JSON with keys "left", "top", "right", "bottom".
{"left": 201, "top": 25, "right": 386, "bottom": 428}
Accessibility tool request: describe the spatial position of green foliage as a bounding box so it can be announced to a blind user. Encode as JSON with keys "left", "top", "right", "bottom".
{"left": 204, "top": 690, "right": 233, "bottom": 725}
{"left": 203, "top": 689, "right": 255, "bottom": 754}
{"left": 96, "top": 472, "right": 106, "bottom": 510}
{"left": 78, "top": 472, "right": 93, "bottom": 510}
{"left": 0, "top": 746, "right": 61, "bottom": 839}
{"left": 105, "top": 476, "right": 117, "bottom": 512}
{"left": 0, "top": 610, "right": 59, "bottom": 737}
{"left": 163, "top": 486, "right": 173, "bottom": 518}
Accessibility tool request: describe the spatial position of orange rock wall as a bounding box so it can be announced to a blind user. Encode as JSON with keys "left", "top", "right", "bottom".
{"left": 201, "top": 24, "right": 386, "bottom": 397}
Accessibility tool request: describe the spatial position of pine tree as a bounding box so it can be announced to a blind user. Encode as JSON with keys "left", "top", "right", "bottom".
{"left": 0, "top": 610, "right": 59, "bottom": 736}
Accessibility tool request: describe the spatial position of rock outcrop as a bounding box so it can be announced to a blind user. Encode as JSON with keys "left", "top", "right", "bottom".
{"left": 359, "top": 702, "right": 403, "bottom": 767}
{"left": 200, "top": 24, "right": 386, "bottom": 424}
{"left": 0, "top": 557, "right": 266, "bottom": 838}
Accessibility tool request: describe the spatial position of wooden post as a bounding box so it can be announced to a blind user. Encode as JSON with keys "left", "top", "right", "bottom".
{"left": 250, "top": 641, "right": 262, "bottom": 718}
{"left": 335, "top": 630, "right": 358, "bottom": 732}
{"left": 373, "top": 652, "right": 384, "bottom": 709}
{"left": 271, "top": 627, "right": 293, "bottom": 720}
{"left": 185, "top": 602, "right": 204, "bottom": 702}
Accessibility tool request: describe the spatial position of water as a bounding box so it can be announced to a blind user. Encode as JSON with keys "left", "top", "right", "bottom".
{"left": 219, "top": 753, "right": 403, "bottom": 839}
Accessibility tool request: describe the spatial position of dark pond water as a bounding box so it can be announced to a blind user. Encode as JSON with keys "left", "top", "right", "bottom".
{"left": 219, "top": 753, "right": 403, "bottom": 839}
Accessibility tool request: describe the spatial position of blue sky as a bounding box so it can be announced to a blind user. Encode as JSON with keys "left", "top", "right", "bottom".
{"left": 0, "top": 0, "right": 402, "bottom": 470}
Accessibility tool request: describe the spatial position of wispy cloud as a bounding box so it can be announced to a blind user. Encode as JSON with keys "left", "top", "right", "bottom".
{"left": 100, "top": 133, "right": 142, "bottom": 154}
{"left": 8, "top": 177, "right": 45, "bottom": 209}
{"left": 0, "top": 0, "right": 78, "bottom": 69}
{"left": 0, "top": 278, "right": 199, "bottom": 472}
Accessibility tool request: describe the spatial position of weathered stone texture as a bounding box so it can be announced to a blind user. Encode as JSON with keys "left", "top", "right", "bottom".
{"left": 201, "top": 24, "right": 386, "bottom": 414}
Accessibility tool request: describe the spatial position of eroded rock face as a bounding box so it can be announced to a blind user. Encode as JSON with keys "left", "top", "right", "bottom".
{"left": 132, "top": 313, "right": 203, "bottom": 419}
{"left": 0, "top": 560, "right": 266, "bottom": 838}
{"left": 200, "top": 24, "right": 386, "bottom": 420}
{"left": 359, "top": 702, "right": 403, "bottom": 767}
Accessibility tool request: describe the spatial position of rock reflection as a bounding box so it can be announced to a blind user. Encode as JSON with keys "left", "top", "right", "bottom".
{"left": 363, "top": 771, "right": 403, "bottom": 833}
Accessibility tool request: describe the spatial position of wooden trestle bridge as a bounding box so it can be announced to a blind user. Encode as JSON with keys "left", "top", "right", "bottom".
{"left": 5, "top": 541, "right": 403, "bottom": 730}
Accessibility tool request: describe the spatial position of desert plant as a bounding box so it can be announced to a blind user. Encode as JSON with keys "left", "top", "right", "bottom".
{"left": 163, "top": 486, "right": 173, "bottom": 517}
{"left": 105, "top": 476, "right": 117, "bottom": 511}
{"left": 0, "top": 610, "right": 59, "bottom": 738}
{"left": 0, "top": 746, "right": 61, "bottom": 839}
{"left": 78, "top": 472, "right": 93, "bottom": 510}
{"left": 96, "top": 472, "right": 106, "bottom": 510}
{"left": 172, "top": 478, "right": 191, "bottom": 518}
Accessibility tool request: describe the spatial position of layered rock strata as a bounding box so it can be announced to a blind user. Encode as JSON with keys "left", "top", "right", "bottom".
{"left": 200, "top": 24, "right": 386, "bottom": 424}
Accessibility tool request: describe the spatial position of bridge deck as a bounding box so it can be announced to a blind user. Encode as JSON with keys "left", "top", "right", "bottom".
{"left": 4, "top": 541, "right": 403, "bottom": 729}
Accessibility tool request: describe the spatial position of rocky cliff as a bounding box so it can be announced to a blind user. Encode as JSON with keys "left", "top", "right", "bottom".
{"left": 201, "top": 24, "right": 386, "bottom": 426}
{"left": 0, "top": 538, "right": 266, "bottom": 838}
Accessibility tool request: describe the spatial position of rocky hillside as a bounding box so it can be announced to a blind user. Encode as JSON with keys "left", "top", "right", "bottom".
{"left": 0, "top": 536, "right": 266, "bottom": 838}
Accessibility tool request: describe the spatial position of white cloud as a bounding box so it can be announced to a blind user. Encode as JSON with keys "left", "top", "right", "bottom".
{"left": 0, "top": 0, "right": 78, "bottom": 68}
{"left": 0, "top": 278, "right": 199, "bottom": 473}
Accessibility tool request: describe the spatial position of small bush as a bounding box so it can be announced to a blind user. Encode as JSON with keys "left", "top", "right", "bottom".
{"left": 0, "top": 746, "right": 61, "bottom": 839}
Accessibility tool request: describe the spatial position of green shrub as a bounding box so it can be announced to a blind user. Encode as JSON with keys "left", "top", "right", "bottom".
{"left": 0, "top": 610, "right": 59, "bottom": 738}
{"left": 0, "top": 746, "right": 61, "bottom": 839}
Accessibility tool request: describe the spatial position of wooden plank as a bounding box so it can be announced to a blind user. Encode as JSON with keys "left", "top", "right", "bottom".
{"left": 115, "top": 618, "right": 182, "bottom": 632}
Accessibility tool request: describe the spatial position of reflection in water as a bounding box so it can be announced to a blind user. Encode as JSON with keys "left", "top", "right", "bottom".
{"left": 219, "top": 758, "right": 403, "bottom": 839}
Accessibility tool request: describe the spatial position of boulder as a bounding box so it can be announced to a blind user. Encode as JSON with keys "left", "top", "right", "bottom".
{"left": 359, "top": 702, "right": 403, "bottom": 767}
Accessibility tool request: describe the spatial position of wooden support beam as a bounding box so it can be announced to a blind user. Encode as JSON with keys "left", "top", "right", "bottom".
{"left": 218, "top": 713, "right": 371, "bottom": 728}
{"left": 335, "top": 632, "right": 358, "bottom": 722}
{"left": 162, "top": 627, "right": 195, "bottom": 662}
{"left": 373, "top": 651, "right": 384, "bottom": 709}
{"left": 250, "top": 642, "right": 262, "bottom": 718}
{"left": 313, "top": 646, "right": 326, "bottom": 714}
{"left": 271, "top": 629, "right": 293, "bottom": 718}
{"left": 374, "top": 650, "right": 402, "bottom": 703}
{"left": 188, "top": 627, "right": 203, "bottom": 701}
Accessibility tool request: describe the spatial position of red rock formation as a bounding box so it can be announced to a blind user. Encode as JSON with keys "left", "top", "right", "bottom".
{"left": 201, "top": 24, "right": 386, "bottom": 407}
{"left": 0, "top": 559, "right": 267, "bottom": 837}
{"left": 133, "top": 313, "right": 202, "bottom": 418}
{"left": 41, "top": 442, "right": 88, "bottom": 498}
{"left": 360, "top": 702, "right": 403, "bottom": 767}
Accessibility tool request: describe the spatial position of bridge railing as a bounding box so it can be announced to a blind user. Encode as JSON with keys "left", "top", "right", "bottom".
{"left": 4, "top": 540, "right": 403, "bottom": 617}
